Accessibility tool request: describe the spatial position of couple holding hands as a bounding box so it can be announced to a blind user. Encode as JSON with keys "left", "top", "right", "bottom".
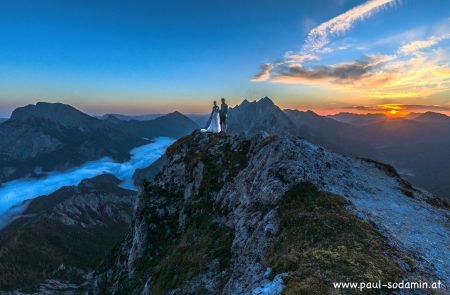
{"left": 201, "top": 98, "right": 228, "bottom": 133}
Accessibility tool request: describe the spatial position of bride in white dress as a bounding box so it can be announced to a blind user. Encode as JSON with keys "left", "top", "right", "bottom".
{"left": 201, "top": 101, "right": 221, "bottom": 133}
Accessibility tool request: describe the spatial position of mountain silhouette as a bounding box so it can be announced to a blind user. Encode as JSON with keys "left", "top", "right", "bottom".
{"left": 228, "top": 97, "right": 296, "bottom": 136}
{"left": 413, "top": 111, "right": 450, "bottom": 123}
{"left": 104, "top": 111, "right": 199, "bottom": 139}
{"left": 0, "top": 102, "right": 198, "bottom": 184}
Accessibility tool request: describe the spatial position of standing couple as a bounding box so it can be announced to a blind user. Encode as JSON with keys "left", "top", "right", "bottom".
{"left": 201, "top": 98, "right": 228, "bottom": 133}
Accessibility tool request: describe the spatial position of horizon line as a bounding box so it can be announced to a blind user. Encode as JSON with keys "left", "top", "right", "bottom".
{"left": 1, "top": 98, "right": 449, "bottom": 119}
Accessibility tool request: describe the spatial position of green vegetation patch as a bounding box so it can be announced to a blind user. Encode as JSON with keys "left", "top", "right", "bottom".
{"left": 266, "top": 182, "right": 405, "bottom": 295}
{"left": 0, "top": 218, "right": 128, "bottom": 291}
{"left": 148, "top": 206, "right": 234, "bottom": 294}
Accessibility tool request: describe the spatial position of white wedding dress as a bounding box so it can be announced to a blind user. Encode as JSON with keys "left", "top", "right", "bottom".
{"left": 201, "top": 107, "right": 221, "bottom": 133}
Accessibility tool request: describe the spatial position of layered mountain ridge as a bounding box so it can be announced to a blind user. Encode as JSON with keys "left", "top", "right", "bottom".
{"left": 0, "top": 99, "right": 449, "bottom": 294}
{"left": 88, "top": 131, "right": 449, "bottom": 294}
{"left": 0, "top": 102, "right": 198, "bottom": 184}
{"left": 227, "top": 98, "right": 450, "bottom": 199}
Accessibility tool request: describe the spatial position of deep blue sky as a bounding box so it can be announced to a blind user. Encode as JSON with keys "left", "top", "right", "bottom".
{"left": 0, "top": 0, "right": 449, "bottom": 116}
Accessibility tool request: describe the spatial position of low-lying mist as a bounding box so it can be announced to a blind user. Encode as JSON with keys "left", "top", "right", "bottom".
{"left": 0, "top": 137, "right": 175, "bottom": 228}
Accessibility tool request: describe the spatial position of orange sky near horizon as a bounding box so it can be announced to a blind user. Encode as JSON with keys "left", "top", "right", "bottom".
{"left": 80, "top": 98, "right": 450, "bottom": 118}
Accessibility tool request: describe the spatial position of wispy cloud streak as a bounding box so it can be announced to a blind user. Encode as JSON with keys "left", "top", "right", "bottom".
{"left": 398, "top": 33, "right": 450, "bottom": 55}
{"left": 305, "top": 0, "right": 397, "bottom": 52}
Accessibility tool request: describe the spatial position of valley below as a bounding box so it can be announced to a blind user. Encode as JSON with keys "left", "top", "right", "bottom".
{"left": 0, "top": 137, "right": 174, "bottom": 229}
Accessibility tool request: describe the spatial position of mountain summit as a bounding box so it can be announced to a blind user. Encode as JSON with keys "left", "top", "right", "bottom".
{"left": 11, "top": 102, "right": 96, "bottom": 127}
{"left": 228, "top": 97, "right": 295, "bottom": 136}
{"left": 89, "top": 131, "right": 449, "bottom": 294}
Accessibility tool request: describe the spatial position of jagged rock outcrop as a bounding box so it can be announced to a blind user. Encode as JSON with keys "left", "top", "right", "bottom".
{"left": 0, "top": 174, "right": 136, "bottom": 293}
{"left": 89, "top": 131, "right": 449, "bottom": 294}
{"left": 228, "top": 97, "right": 296, "bottom": 137}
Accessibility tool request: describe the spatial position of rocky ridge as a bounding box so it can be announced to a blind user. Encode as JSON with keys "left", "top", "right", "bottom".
{"left": 89, "top": 131, "right": 449, "bottom": 294}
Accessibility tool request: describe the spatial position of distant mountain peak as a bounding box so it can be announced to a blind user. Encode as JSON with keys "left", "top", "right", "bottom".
{"left": 167, "top": 110, "right": 184, "bottom": 117}
{"left": 305, "top": 109, "right": 320, "bottom": 116}
{"left": 259, "top": 96, "right": 274, "bottom": 105}
{"left": 10, "top": 102, "right": 95, "bottom": 126}
{"left": 229, "top": 97, "right": 294, "bottom": 136}
{"left": 284, "top": 109, "right": 320, "bottom": 118}
{"left": 414, "top": 111, "right": 449, "bottom": 122}
{"left": 237, "top": 97, "right": 275, "bottom": 108}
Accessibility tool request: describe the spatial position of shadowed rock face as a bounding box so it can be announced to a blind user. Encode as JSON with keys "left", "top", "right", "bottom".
{"left": 228, "top": 97, "right": 296, "bottom": 137}
{"left": 0, "top": 174, "right": 136, "bottom": 292}
{"left": 89, "top": 131, "right": 449, "bottom": 294}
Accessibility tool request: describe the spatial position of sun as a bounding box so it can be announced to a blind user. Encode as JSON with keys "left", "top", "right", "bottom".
{"left": 381, "top": 104, "right": 408, "bottom": 118}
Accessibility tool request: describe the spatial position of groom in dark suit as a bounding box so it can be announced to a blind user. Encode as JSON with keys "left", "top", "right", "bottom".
{"left": 220, "top": 98, "right": 228, "bottom": 132}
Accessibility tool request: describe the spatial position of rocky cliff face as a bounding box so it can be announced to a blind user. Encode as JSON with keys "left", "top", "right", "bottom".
{"left": 89, "top": 131, "right": 449, "bottom": 294}
{"left": 0, "top": 174, "right": 136, "bottom": 292}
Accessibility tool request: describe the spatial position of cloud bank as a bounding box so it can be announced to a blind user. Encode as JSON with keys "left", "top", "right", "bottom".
{"left": 271, "top": 54, "right": 392, "bottom": 84}
{"left": 0, "top": 137, "right": 175, "bottom": 229}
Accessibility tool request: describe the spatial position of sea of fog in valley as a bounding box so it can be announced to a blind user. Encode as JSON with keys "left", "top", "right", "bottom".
{"left": 0, "top": 137, "right": 175, "bottom": 228}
